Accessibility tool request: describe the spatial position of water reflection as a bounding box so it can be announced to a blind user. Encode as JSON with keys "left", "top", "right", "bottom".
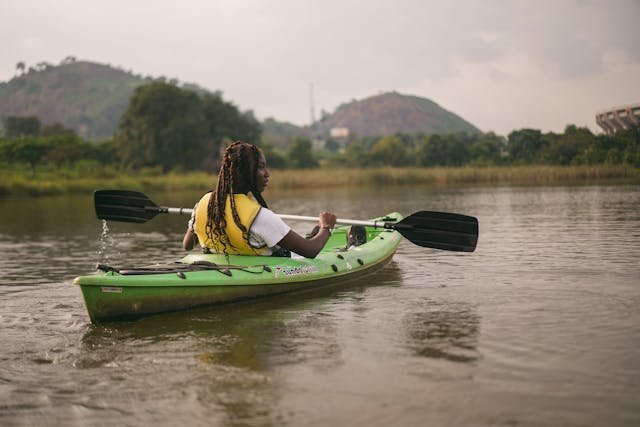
{"left": 78, "top": 263, "right": 403, "bottom": 369}
{"left": 402, "top": 300, "right": 479, "bottom": 363}
{"left": 74, "top": 263, "right": 403, "bottom": 424}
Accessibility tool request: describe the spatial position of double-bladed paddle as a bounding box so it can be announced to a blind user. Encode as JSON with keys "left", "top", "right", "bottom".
{"left": 94, "top": 189, "right": 478, "bottom": 252}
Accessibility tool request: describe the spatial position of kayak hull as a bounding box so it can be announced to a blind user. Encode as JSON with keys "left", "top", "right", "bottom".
{"left": 74, "top": 213, "right": 403, "bottom": 323}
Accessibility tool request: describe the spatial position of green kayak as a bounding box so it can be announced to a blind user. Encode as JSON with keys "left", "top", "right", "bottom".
{"left": 74, "top": 212, "right": 403, "bottom": 323}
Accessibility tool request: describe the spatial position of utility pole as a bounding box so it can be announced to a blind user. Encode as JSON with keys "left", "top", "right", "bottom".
{"left": 309, "top": 82, "right": 316, "bottom": 126}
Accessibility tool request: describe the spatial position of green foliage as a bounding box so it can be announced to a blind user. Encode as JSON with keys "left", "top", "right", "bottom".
{"left": 342, "top": 141, "right": 371, "bottom": 168}
{"left": 117, "top": 82, "right": 206, "bottom": 171}
{"left": 260, "top": 144, "right": 288, "bottom": 169}
{"left": 40, "top": 122, "right": 77, "bottom": 137}
{"left": 468, "top": 132, "right": 506, "bottom": 166}
{"left": 370, "top": 136, "right": 409, "bottom": 166}
{"left": 580, "top": 132, "right": 631, "bottom": 165}
{"left": 505, "top": 125, "right": 639, "bottom": 167}
{"left": 0, "top": 136, "right": 50, "bottom": 176}
{"left": 3, "top": 116, "right": 41, "bottom": 137}
{"left": 85, "top": 139, "right": 118, "bottom": 165}
{"left": 116, "top": 82, "right": 261, "bottom": 172}
{"left": 43, "top": 135, "right": 87, "bottom": 169}
{"left": 287, "top": 137, "right": 318, "bottom": 168}
{"left": 260, "top": 118, "right": 310, "bottom": 148}
{"left": 417, "top": 134, "right": 470, "bottom": 166}
{"left": 541, "top": 125, "right": 594, "bottom": 165}
{"left": 507, "top": 129, "right": 548, "bottom": 164}
{"left": 201, "top": 94, "right": 261, "bottom": 145}
{"left": 1, "top": 100, "right": 638, "bottom": 174}
{"left": 324, "top": 138, "right": 341, "bottom": 152}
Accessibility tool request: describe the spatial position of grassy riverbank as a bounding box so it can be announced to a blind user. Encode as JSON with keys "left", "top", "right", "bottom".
{"left": 1, "top": 165, "right": 638, "bottom": 196}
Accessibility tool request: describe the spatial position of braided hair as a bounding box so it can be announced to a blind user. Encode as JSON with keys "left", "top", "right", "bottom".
{"left": 205, "top": 141, "right": 268, "bottom": 254}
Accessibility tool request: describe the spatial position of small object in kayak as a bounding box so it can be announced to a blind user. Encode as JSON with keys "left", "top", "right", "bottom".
{"left": 347, "top": 225, "right": 367, "bottom": 247}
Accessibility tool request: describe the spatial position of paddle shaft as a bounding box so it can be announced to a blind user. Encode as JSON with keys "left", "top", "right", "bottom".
{"left": 94, "top": 189, "right": 478, "bottom": 251}
{"left": 146, "top": 205, "right": 467, "bottom": 246}
{"left": 158, "top": 207, "right": 386, "bottom": 228}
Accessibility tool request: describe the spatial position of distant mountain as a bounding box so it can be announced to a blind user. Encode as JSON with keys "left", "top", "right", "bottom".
{"left": 0, "top": 60, "right": 480, "bottom": 143}
{"left": 0, "top": 60, "right": 152, "bottom": 140}
{"left": 261, "top": 92, "right": 481, "bottom": 147}
{"left": 261, "top": 118, "right": 311, "bottom": 148}
{"left": 315, "top": 92, "right": 480, "bottom": 137}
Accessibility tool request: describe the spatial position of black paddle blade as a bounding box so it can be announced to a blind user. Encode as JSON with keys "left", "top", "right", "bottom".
{"left": 393, "top": 211, "right": 478, "bottom": 252}
{"left": 94, "top": 190, "right": 161, "bottom": 223}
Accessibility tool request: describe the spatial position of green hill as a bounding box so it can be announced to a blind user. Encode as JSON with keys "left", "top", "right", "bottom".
{"left": 0, "top": 60, "right": 152, "bottom": 140}
{"left": 0, "top": 60, "right": 480, "bottom": 143}
{"left": 261, "top": 117, "right": 311, "bottom": 148}
{"left": 262, "top": 92, "right": 481, "bottom": 146}
{"left": 316, "top": 92, "right": 480, "bottom": 137}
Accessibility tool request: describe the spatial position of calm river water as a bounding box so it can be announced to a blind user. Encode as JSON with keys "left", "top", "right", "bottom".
{"left": 1, "top": 184, "right": 639, "bottom": 426}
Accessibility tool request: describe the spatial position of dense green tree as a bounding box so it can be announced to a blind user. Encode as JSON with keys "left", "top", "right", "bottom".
{"left": 116, "top": 83, "right": 209, "bottom": 171}
{"left": 202, "top": 94, "right": 261, "bottom": 146}
{"left": 542, "top": 125, "right": 594, "bottom": 165}
{"left": 370, "top": 136, "right": 409, "bottom": 166}
{"left": 3, "top": 116, "right": 41, "bottom": 138}
{"left": 594, "top": 129, "right": 638, "bottom": 166}
{"left": 40, "top": 122, "right": 77, "bottom": 137}
{"left": 507, "top": 129, "right": 548, "bottom": 164}
{"left": 43, "top": 135, "right": 87, "bottom": 169}
{"left": 343, "top": 141, "right": 371, "bottom": 167}
{"left": 0, "top": 137, "right": 50, "bottom": 176}
{"left": 287, "top": 137, "right": 318, "bottom": 168}
{"left": 260, "top": 144, "right": 288, "bottom": 169}
{"left": 417, "top": 134, "right": 469, "bottom": 166}
{"left": 87, "top": 139, "right": 119, "bottom": 165}
{"left": 613, "top": 127, "right": 640, "bottom": 166}
{"left": 324, "top": 138, "right": 341, "bottom": 152}
{"left": 117, "top": 83, "right": 262, "bottom": 171}
{"left": 469, "top": 132, "right": 506, "bottom": 165}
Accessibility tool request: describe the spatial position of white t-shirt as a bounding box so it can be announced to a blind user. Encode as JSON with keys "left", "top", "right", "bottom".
{"left": 248, "top": 208, "right": 291, "bottom": 250}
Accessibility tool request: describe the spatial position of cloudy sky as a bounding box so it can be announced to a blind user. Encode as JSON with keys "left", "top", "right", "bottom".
{"left": 1, "top": 0, "right": 639, "bottom": 135}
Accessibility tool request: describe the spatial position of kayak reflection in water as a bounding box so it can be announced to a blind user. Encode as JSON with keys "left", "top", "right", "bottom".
{"left": 182, "top": 141, "right": 337, "bottom": 258}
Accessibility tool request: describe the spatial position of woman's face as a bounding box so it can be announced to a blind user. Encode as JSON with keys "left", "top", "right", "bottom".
{"left": 255, "top": 153, "right": 270, "bottom": 193}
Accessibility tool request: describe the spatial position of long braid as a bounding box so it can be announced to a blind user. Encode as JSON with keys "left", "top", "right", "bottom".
{"left": 248, "top": 144, "right": 269, "bottom": 209}
{"left": 205, "top": 141, "right": 266, "bottom": 255}
{"left": 205, "top": 154, "right": 232, "bottom": 253}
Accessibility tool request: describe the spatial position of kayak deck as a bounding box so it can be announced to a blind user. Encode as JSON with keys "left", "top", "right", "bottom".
{"left": 74, "top": 213, "right": 403, "bottom": 323}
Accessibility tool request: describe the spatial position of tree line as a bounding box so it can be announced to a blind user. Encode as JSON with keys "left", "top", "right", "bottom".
{"left": 315, "top": 124, "right": 639, "bottom": 168}
{"left": 1, "top": 81, "right": 638, "bottom": 176}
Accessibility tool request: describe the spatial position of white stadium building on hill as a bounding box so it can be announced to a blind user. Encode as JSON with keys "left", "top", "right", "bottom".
{"left": 596, "top": 103, "right": 640, "bottom": 135}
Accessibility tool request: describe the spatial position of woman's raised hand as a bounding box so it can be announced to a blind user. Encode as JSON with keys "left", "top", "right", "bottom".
{"left": 318, "top": 212, "right": 337, "bottom": 230}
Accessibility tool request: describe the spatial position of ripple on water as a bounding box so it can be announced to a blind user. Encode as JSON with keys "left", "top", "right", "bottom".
{"left": 1, "top": 186, "right": 640, "bottom": 426}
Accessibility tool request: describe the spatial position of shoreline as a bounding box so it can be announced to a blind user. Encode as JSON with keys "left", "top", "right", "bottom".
{"left": 1, "top": 165, "right": 638, "bottom": 197}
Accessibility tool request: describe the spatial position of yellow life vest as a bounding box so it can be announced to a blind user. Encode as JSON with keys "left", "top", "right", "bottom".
{"left": 194, "top": 192, "right": 268, "bottom": 255}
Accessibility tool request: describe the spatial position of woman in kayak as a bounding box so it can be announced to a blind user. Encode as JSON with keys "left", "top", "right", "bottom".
{"left": 182, "top": 141, "right": 337, "bottom": 258}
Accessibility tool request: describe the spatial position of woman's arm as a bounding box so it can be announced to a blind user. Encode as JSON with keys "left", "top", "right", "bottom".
{"left": 183, "top": 208, "right": 198, "bottom": 250}
{"left": 183, "top": 228, "right": 197, "bottom": 251}
{"left": 278, "top": 227, "right": 332, "bottom": 258}
{"left": 277, "top": 211, "right": 336, "bottom": 258}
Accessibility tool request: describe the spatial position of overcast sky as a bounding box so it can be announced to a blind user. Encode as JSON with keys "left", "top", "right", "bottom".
{"left": 1, "top": 0, "right": 639, "bottom": 135}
